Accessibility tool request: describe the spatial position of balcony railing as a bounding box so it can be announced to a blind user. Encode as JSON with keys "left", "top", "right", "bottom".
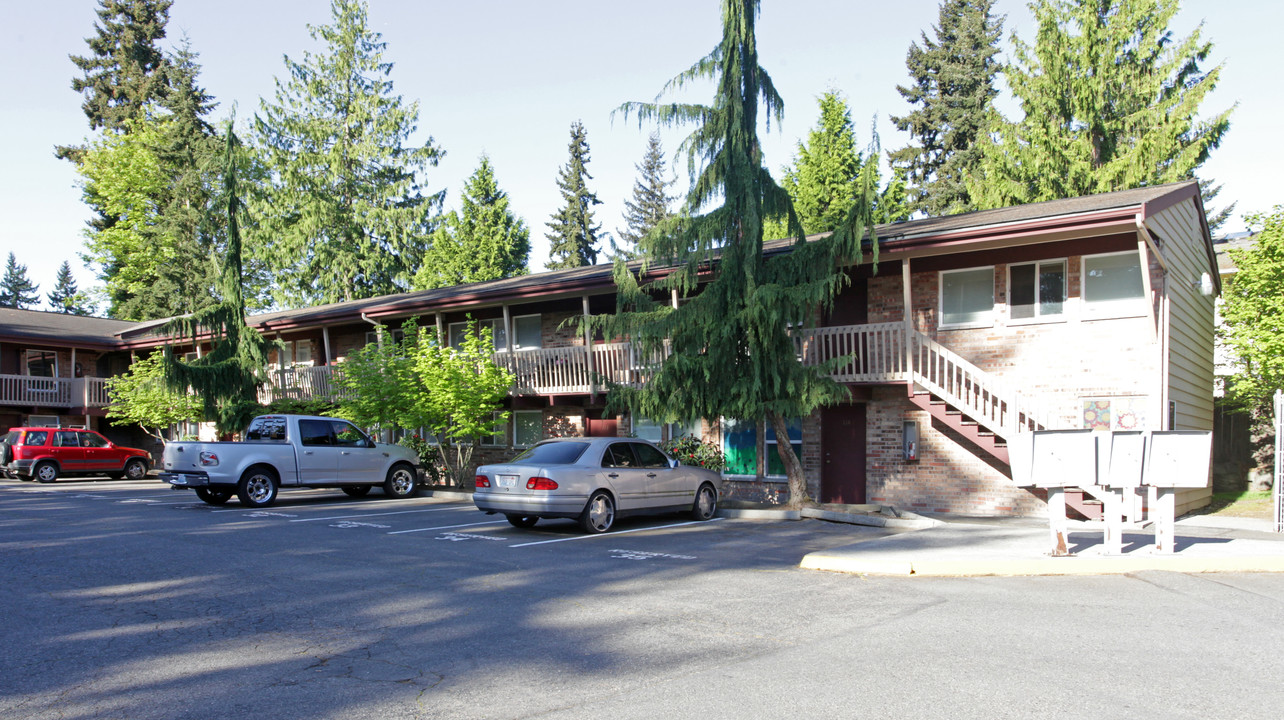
{"left": 0, "top": 374, "right": 113, "bottom": 409}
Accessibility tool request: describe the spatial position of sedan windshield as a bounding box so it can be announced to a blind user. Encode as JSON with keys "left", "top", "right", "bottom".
{"left": 511, "top": 441, "right": 590, "bottom": 465}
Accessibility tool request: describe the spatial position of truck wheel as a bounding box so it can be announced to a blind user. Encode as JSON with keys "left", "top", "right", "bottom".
{"left": 237, "top": 468, "right": 278, "bottom": 508}
{"left": 383, "top": 463, "right": 417, "bottom": 499}
{"left": 34, "top": 461, "right": 59, "bottom": 484}
{"left": 195, "top": 488, "right": 233, "bottom": 506}
{"left": 341, "top": 485, "right": 372, "bottom": 498}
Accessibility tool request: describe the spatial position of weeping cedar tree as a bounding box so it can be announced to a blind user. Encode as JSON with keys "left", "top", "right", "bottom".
{"left": 162, "top": 127, "right": 275, "bottom": 435}
{"left": 600, "top": 0, "right": 879, "bottom": 508}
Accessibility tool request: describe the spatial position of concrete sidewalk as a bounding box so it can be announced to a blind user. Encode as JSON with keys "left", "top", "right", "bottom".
{"left": 800, "top": 514, "right": 1284, "bottom": 577}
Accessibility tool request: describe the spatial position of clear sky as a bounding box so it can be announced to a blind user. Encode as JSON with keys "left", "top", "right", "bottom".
{"left": 1, "top": 0, "right": 1277, "bottom": 311}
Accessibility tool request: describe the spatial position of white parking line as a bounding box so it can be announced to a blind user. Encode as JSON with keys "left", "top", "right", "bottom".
{"left": 508, "top": 518, "right": 724, "bottom": 547}
{"left": 388, "top": 520, "right": 507, "bottom": 535}
{"left": 289, "top": 505, "right": 472, "bottom": 522}
{"left": 208, "top": 493, "right": 415, "bottom": 513}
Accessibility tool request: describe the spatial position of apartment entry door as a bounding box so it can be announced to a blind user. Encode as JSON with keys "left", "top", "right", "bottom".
{"left": 820, "top": 403, "right": 866, "bottom": 504}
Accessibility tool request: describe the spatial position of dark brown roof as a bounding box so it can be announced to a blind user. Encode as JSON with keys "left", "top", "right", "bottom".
{"left": 0, "top": 308, "right": 139, "bottom": 348}
{"left": 5, "top": 181, "right": 1206, "bottom": 345}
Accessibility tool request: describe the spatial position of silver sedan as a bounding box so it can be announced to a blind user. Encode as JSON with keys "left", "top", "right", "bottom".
{"left": 473, "top": 437, "right": 721, "bottom": 533}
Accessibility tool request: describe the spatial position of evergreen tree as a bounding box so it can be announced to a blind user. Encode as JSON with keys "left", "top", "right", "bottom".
{"left": 58, "top": 0, "right": 173, "bottom": 160}
{"left": 889, "top": 0, "right": 1003, "bottom": 216}
{"left": 777, "top": 91, "right": 867, "bottom": 236}
{"left": 968, "top": 0, "right": 1232, "bottom": 209}
{"left": 604, "top": 0, "right": 879, "bottom": 508}
{"left": 74, "top": 36, "right": 221, "bottom": 321}
{"left": 163, "top": 127, "right": 276, "bottom": 435}
{"left": 47, "top": 261, "right": 93, "bottom": 315}
{"left": 0, "top": 254, "right": 41, "bottom": 310}
{"left": 545, "top": 121, "right": 603, "bottom": 270}
{"left": 614, "top": 132, "right": 677, "bottom": 259}
{"left": 414, "top": 156, "right": 530, "bottom": 289}
{"left": 253, "top": 0, "right": 444, "bottom": 307}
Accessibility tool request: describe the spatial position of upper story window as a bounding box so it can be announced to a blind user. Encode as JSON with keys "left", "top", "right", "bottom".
{"left": 1009, "top": 260, "right": 1067, "bottom": 321}
{"left": 365, "top": 329, "right": 405, "bottom": 347}
{"left": 26, "top": 350, "right": 57, "bottom": 378}
{"left": 1082, "top": 251, "right": 1145, "bottom": 316}
{"left": 278, "top": 339, "right": 313, "bottom": 367}
{"left": 449, "top": 314, "right": 541, "bottom": 352}
{"left": 939, "top": 267, "right": 995, "bottom": 328}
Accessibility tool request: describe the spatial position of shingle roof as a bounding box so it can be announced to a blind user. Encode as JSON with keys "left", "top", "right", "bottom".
{"left": 2, "top": 181, "right": 1204, "bottom": 345}
{"left": 0, "top": 308, "right": 139, "bottom": 347}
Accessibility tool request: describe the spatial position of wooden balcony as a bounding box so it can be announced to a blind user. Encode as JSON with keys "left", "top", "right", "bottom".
{"left": 0, "top": 374, "right": 111, "bottom": 409}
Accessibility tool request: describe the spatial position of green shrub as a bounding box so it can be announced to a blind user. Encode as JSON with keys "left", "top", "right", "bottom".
{"left": 397, "top": 434, "right": 444, "bottom": 486}
{"left": 660, "top": 435, "right": 725, "bottom": 472}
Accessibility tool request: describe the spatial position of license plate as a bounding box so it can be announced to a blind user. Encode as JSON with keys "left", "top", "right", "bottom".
{"left": 497, "top": 474, "right": 518, "bottom": 488}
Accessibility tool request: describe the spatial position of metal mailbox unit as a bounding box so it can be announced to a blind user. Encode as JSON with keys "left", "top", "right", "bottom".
{"left": 1010, "top": 430, "right": 1212, "bottom": 556}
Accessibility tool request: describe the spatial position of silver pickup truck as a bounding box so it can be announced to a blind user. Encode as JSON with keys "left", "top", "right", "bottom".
{"left": 158, "top": 414, "right": 420, "bottom": 508}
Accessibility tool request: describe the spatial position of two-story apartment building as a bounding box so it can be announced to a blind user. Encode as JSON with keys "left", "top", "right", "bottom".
{"left": 0, "top": 181, "right": 1218, "bottom": 516}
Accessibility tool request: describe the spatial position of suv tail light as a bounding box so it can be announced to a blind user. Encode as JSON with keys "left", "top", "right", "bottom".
{"left": 526, "top": 477, "right": 558, "bottom": 490}
{"left": 475, "top": 475, "right": 491, "bottom": 488}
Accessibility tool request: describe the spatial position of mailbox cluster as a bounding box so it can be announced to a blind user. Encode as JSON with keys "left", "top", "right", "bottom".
{"left": 1007, "top": 430, "right": 1213, "bottom": 556}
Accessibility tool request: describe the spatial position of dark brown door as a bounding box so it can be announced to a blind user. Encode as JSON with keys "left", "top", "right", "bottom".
{"left": 821, "top": 403, "right": 866, "bottom": 504}
{"left": 586, "top": 417, "right": 618, "bottom": 437}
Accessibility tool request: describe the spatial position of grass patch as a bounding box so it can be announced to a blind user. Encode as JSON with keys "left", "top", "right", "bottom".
{"left": 1196, "top": 490, "right": 1274, "bottom": 518}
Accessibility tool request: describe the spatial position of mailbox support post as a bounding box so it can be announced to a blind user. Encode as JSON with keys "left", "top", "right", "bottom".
{"left": 1047, "top": 488, "right": 1071, "bottom": 556}
{"left": 1101, "top": 490, "right": 1124, "bottom": 555}
{"left": 1153, "top": 488, "right": 1177, "bottom": 553}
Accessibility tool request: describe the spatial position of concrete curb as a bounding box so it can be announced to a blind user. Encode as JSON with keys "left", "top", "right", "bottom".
{"left": 716, "top": 507, "right": 802, "bottom": 520}
{"left": 421, "top": 489, "right": 474, "bottom": 501}
{"left": 800, "top": 551, "right": 1284, "bottom": 577}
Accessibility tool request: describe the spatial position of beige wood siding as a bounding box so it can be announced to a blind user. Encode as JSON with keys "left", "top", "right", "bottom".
{"left": 1147, "top": 197, "right": 1217, "bottom": 512}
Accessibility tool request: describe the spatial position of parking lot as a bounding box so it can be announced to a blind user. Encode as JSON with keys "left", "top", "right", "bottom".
{"left": 6, "top": 476, "right": 1284, "bottom": 720}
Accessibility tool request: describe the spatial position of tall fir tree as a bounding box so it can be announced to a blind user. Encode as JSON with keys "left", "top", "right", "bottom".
{"left": 58, "top": 0, "right": 173, "bottom": 161}
{"left": 163, "top": 127, "right": 276, "bottom": 435}
{"left": 889, "top": 0, "right": 1003, "bottom": 216}
{"left": 604, "top": 0, "right": 879, "bottom": 508}
{"left": 253, "top": 0, "right": 444, "bottom": 307}
{"left": 614, "top": 132, "right": 677, "bottom": 259}
{"left": 413, "top": 156, "right": 530, "bottom": 290}
{"left": 968, "top": 0, "right": 1232, "bottom": 210}
{"left": 47, "top": 261, "right": 93, "bottom": 315}
{"left": 545, "top": 121, "right": 603, "bottom": 270}
{"left": 0, "top": 254, "right": 41, "bottom": 310}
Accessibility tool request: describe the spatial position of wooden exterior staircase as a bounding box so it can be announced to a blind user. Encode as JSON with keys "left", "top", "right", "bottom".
{"left": 797, "top": 324, "right": 1102, "bottom": 519}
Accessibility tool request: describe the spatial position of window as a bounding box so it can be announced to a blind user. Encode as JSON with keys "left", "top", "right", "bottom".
{"left": 279, "top": 340, "right": 312, "bottom": 367}
{"left": 365, "top": 329, "right": 406, "bottom": 347}
{"left": 26, "top": 350, "right": 57, "bottom": 378}
{"left": 603, "top": 443, "right": 637, "bottom": 468}
{"left": 1083, "top": 251, "right": 1145, "bottom": 314}
{"left": 631, "top": 442, "right": 671, "bottom": 469}
{"left": 449, "top": 319, "right": 506, "bottom": 351}
{"left": 81, "top": 432, "right": 110, "bottom": 448}
{"left": 53, "top": 431, "right": 80, "bottom": 448}
{"left": 514, "top": 410, "right": 543, "bottom": 447}
{"left": 721, "top": 418, "right": 758, "bottom": 476}
{"left": 482, "top": 412, "right": 507, "bottom": 446}
{"left": 511, "top": 440, "right": 589, "bottom": 465}
{"left": 1009, "top": 260, "right": 1066, "bottom": 320}
{"left": 331, "top": 421, "right": 370, "bottom": 447}
{"left": 765, "top": 418, "right": 803, "bottom": 477}
{"left": 246, "top": 416, "right": 288, "bottom": 442}
{"left": 634, "top": 416, "right": 701, "bottom": 443}
{"left": 939, "top": 267, "right": 994, "bottom": 327}
{"left": 512, "top": 314, "right": 542, "bottom": 350}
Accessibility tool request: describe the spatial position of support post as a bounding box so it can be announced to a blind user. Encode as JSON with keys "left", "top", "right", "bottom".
{"left": 1047, "top": 488, "right": 1071, "bottom": 556}
{"left": 902, "top": 259, "right": 913, "bottom": 376}
{"left": 1153, "top": 487, "right": 1177, "bottom": 553}
{"left": 583, "top": 295, "right": 595, "bottom": 397}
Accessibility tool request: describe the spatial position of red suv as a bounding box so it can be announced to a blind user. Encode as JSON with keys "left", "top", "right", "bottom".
{"left": 1, "top": 427, "right": 151, "bottom": 483}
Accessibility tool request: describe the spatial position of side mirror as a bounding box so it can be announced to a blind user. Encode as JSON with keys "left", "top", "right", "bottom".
{"left": 669, "top": 457, "right": 680, "bottom": 468}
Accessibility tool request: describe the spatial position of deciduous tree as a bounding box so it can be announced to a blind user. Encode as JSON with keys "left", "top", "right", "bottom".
{"left": 104, "top": 352, "right": 203, "bottom": 442}
{"left": 1219, "top": 206, "right": 1284, "bottom": 416}
{"left": 253, "top": 0, "right": 444, "bottom": 307}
